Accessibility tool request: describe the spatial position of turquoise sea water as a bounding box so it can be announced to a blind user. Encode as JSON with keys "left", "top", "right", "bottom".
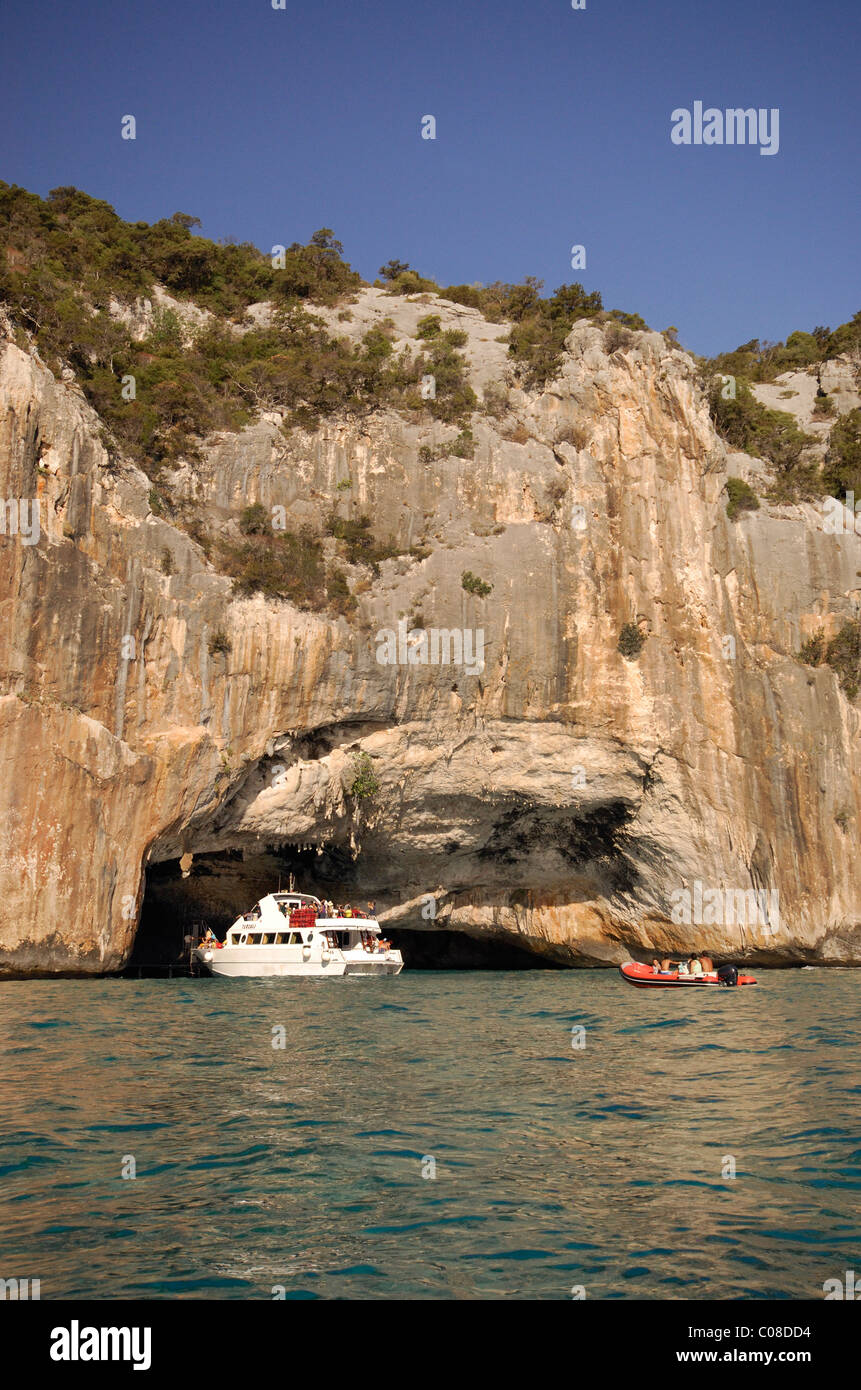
{"left": 1, "top": 970, "right": 859, "bottom": 1300}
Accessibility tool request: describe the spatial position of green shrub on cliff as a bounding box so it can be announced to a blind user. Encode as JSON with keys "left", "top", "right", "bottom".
{"left": 704, "top": 314, "right": 861, "bottom": 386}
{"left": 239, "top": 503, "right": 270, "bottom": 535}
{"left": 326, "top": 567, "right": 357, "bottom": 617}
{"left": 325, "top": 513, "right": 400, "bottom": 574}
{"left": 823, "top": 408, "right": 861, "bottom": 500}
{"left": 725, "top": 477, "right": 760, "bottom": 520}
{"left": 618, "top": 622, "right": 646, "bottom": 660}
{"left": 461, "top": 570, "right": 492, "bottom": 597}
{"left": 799, "top": 629, "right": 827, "bottom": 666}
{"left": 708, "top": 377, "right": 818, "bottom": 501}
{"left": 348, "top": 751, "right": 380, "bottom": 800}
{"left": 219, "top": 528, "right": 327, "bottom": 609}
{"left": 797, "top": 620, "right": 861, "bottom": 698}
{"left": 825, "top": 621, "right": 861, "bottom": 699}
{"left": 506, "top": 282, "right": 605, "bottom": 389}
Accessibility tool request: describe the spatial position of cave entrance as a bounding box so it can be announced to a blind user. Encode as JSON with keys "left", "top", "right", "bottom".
{"left": 384, "top": 927, "right": 560, "bottom": 970}
{"left": 130, "top": 844, "right": 357, "bottom": 970}
{"left": 131, "top": 846, "right": 560, "bottom": 972}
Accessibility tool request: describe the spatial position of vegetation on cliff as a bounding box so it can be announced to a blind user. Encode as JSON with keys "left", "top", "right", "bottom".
{"left": 0, "top": 184, "right": 480, "bottom": 471}
{"left": 707, "top": 376, "right": 819, "bottom": 499}
{"left": 799, "top": 621, "right": 861, "bottom": 700}
{"left": 348, "top": 752, "right": 380, "bottom": 800}
{"left": 703, "top": 312, "right": 860, "bottom": 503}
{"left": 705, "top": 316, "right": 861, "bottom": 386}
{"left": 617, "top": 622, "right": 646, "bottom": 660}
{"left": 724, "top": 476, "right": 760, "bottom": 520}
{"left": 2, "top": 181, "right": 858, "bottom": 619}
{"left": 823, "top": 408, "right": 861, "bottom": 500}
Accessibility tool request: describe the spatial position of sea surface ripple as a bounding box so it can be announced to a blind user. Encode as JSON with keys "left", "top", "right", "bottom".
{"left": 0, "top": 969, "right": 859, "bottom": 1299}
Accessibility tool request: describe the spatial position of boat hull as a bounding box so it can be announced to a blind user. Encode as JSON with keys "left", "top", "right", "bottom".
{"left": 195, "top": 948, "right": 403, "bottom": 978}
{"left": 619, "top": 962, "right": 757, "bottom": 989}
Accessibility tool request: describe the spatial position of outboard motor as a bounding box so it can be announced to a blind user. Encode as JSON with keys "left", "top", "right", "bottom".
{"left": 717, "top": 963, "right": 738, "bottom": 987}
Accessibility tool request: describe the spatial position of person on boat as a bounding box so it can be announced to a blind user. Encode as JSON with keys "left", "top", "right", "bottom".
{"left": 700, "top": 952, "right": 715, "bottom": 973}
{"left": 367, "top": 901, "right": 376, "bottom": 917}
{"left": 659, "top": 958, "right": 672, "bottom": 973}
{"left": 688, "top": 954, "right": 704, "bottom": 976}
{"left": 677, "top": 959, "right": 689, "bottom": 975}
{"left": 343, "top": 904, "right": 353, "bottom": 918}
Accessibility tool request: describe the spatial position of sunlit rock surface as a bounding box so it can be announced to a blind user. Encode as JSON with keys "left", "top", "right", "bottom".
{"left": 1, "top": 295, "right": 859, "bottom": 973}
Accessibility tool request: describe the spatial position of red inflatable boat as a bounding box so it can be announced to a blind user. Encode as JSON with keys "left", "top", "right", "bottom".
{"left": 619, "top": 961, "right": 757, "bottom": 989}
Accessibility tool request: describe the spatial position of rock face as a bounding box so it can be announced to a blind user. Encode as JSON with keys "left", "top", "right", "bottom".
{"left": 1, "top": 293, "right": 860, "bottom": 974}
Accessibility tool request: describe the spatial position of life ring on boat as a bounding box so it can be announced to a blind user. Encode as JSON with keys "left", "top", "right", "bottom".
{"left": 239, "top": 932, "right": 248, "bottom": 946}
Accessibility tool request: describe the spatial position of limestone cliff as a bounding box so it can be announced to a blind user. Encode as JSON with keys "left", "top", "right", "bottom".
{"left": 1, "top": 291, "right": 860, "bottom": 973}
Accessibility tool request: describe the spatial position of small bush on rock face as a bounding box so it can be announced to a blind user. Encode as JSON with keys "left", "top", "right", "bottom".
{"left": 416, "top": 315, "right": 442, "bottom": 340}
{"left": 239, "top": 502, "right": 270, "bottom": 535}
{"left": 725, "top": 477, "right": 760, "bottom": 520}
{"left": 618, "top": 622, "right": 646, "bottom": 660}
{"left": 208, "top": 629, "right": 231, "bottom": 656}
{"left": 799, "top": 629, "right": 826, "bottom": 666}
{"left": 451, "top": 427, "right": 474, "bottom": 458}
{"left": 326, "top": 566, "right": 357, "bottom": 616}
{"left": 348, "top": 751, "right": 380, "bottom": 800}
{"left": 825, "top": 620, "right": 861, "bottom": 699}
{"left": 798, "top": 620, "right": 860, "bottom": 698}
{"left": 461, "top": 570, "right": 492, "bottom": 597}
{"left": 604, "top": 322, "right": 633, "bottom": 353}
{"left": 220, "top": 528, "right": 327, "bottom": 609}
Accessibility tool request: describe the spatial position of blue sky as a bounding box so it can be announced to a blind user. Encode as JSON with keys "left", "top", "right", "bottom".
{"left": 1, "top": 0, "right": 858, "bottom": 355}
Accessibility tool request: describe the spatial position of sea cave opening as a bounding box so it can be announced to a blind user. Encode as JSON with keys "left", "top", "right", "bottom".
{"left": 131, "top": 846, "right": 558, "bottom": 972}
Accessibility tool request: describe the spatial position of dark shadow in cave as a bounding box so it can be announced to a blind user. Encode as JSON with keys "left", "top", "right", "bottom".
{"left": 131, "top": 847, "right": 560, "bottom": 971}
{"left": 385, "top": 928, "right": 562, "bottom": 970}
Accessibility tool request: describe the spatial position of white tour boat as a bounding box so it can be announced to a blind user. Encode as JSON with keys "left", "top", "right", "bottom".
{"left": 192, "top": 889, "right": 404, "bottom": 978}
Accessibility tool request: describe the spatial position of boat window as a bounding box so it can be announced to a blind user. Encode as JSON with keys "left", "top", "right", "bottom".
{"left": 248, "top": 934, "right": 262, "bottom": 945}
{"left": 262, "top": 934, "right": 275, "bottom": 944}
{"left": 286, "top": 932, "right": 299, "bottom": 945}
